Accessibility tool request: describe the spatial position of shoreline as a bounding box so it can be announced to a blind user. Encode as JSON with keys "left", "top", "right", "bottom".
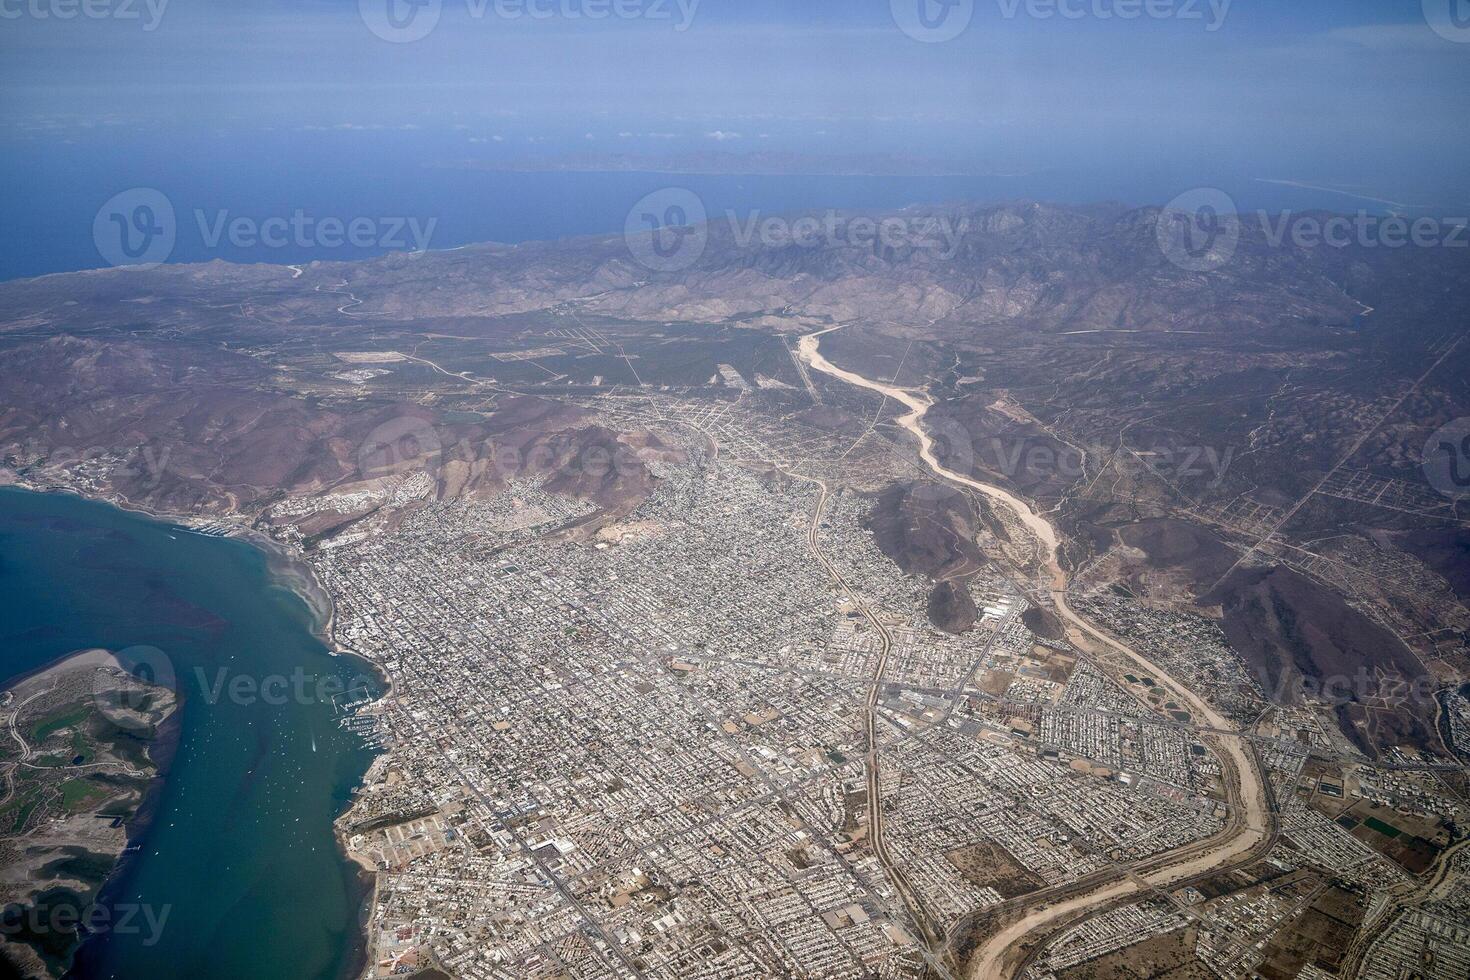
{"left": 0, "top": 481, "right": 390, "bottom": 980}
{"left": 85, "top": 681, "right": 185, "bottom": 954}
{"left": 0, "top": 646, "right": 124, "bottom": 697}
{"left": 236, "top": 529, "right": 390, "bottom": 980}
{"left": 0, "top": 647, "right": 182, "bottom": 979}
{"left": 0, "top": 481, "right": 392, "bottom": 694}
{"left": 244, "top": 527, "right": 394, "bottom": 698}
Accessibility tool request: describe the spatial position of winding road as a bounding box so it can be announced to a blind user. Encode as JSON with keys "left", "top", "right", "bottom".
{"left": 794, "top": 325, "right": 1275, "bottom": 979}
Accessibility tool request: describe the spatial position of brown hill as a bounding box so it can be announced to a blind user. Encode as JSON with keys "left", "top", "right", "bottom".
{"left": 1203, "top": 565, "right": 1444, "bottom": 758}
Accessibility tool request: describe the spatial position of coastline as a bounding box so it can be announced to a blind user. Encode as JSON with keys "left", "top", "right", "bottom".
{"left": 85, "top": 682, "right": 185, "bottom": 956}
{"left": 0, "top": 478, "right": 392, "bottom": 693}
{"left": 0, "top": 480, "right": 390, "bottom": 980}
{"left": 241, "top": 524, "right": 392, "bottom": 980}
{"left": 214, "top": 525, "right": 390, "bottom": 980}
{"left": 244, "top": 528, "right": 394, "bottom": 696}
{"left": 0, "top": 647, "right": 181, "bottom": 979}
{"left": 0, "top": 646, "right": 123, "bottom": 696}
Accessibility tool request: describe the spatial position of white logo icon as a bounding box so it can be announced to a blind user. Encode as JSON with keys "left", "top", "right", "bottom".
{"left": 1423, "top": 418, "right": 1470, "bottom": 500}
{"left": 1423, "top": 0, "right": 1470, "bottom": 43}
{"left": 624, "top": 188, "right": 709, "bottom": 273}
{"left": 93, "top": 188, "right": 176, "bottom": 269}
{"left": 360, "top": 0, "right": 442, "bottom": 43}
{"left": 1156, "top": 188, "right": 1240, "bottom": 273}
{"left": 891, "top": 0, "right": 974, "bottom": 42}
{"left": 359, "top": 416, "right": 443, "bottom": 479}
{"left": 92, "top": 646, "right": 176, "bottom": 732}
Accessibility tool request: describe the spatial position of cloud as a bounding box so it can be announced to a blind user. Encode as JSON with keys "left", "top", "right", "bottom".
{"left": 705, "top": 130, "right": 742, "bottom": 141}
{"left": 1317, "top": 23, "right": 1461, "bottom": 52}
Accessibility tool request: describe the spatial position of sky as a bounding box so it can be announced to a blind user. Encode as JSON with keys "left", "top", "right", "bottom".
{"left": 4, "top": 1, "right": 1468, "bottom": 184}
{"left": 1, "top": 0, "right": 1468, "bottom": 276}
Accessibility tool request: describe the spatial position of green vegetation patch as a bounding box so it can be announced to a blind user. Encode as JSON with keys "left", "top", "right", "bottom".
{"left": 0, "top": 789, "right": 43, "bottom": 834}
{"left": 29, "top": 707, "right": 91, "bottom": 743}
{"left": 1362, "top": 816, "right": 1402, "bottom": 838}
{"left": 58, "top": 778, "right": 109, "bottom": 814}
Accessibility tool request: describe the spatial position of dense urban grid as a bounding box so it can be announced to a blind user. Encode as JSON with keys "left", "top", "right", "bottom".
{"left": 244, "top": 373, "right": 1470, "bottom": 980}
{"left": 8, "top": 195, "right": 1470, "bottom": 978}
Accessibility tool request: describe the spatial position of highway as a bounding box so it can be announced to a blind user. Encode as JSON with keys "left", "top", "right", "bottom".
{"left": 793, "top": 474, "right": 955, "bottom": 979}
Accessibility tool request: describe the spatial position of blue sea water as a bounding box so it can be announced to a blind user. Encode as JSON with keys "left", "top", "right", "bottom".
{"left": 0, "top": 488, "right": 379, "bottom": 979}
{"left": 0, "top": 129, "right": 1403, "bottom": 283}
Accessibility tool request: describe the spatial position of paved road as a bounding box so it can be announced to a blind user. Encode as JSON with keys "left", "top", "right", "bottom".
{"left": 794, "top": 474, "right": 954, "bottom": 977}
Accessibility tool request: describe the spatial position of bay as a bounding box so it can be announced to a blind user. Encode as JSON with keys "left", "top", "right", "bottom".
{"left": 0, "top": 487, "right": 378, "bottom": 980}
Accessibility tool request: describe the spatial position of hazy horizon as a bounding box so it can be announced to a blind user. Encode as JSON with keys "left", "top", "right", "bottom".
{"left": 3, "top": 0, "right": 1469, "bottom": 278}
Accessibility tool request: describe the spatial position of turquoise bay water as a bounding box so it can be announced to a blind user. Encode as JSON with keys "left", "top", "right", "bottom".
{"left": 0, "top": 487, "right": 378, "bottom": 979}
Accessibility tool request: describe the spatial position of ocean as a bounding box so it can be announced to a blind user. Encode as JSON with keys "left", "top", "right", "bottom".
{"left": 0, "top": 128, "right": 1400, "bottom": 283}
{"left": 0, "top": 487, "right": 379, "bottom": 980}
